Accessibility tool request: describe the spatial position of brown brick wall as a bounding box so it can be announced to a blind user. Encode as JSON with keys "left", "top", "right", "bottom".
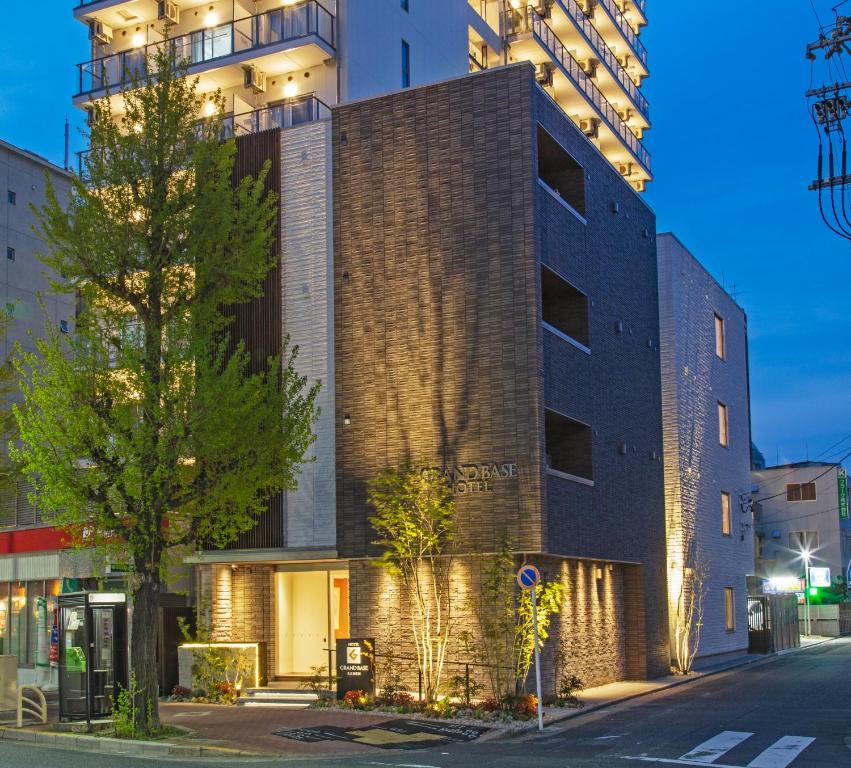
{"left": 332, "top": 66, "right": 543, "bottom": 559}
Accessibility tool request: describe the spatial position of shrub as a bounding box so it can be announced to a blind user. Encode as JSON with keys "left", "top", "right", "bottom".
{"left": 512, "top": 693, "right": 538, "bottom": 718}
{"left": 300, "top": 665, "right": 335, "bottom": 694}
{"left": 481, "top": 697, "right": 501, "bottom": 712}
{"left": 425, "top": 697, "right": 454, "bottom": 718}
{"left": 170, "top": 685, "right": 192, "bottom": 700}
{"left": 553, "top": 674, "right": 585, "bottom": 708}
{"left": 341, "top": 689, "right": 370, "bottom": 709}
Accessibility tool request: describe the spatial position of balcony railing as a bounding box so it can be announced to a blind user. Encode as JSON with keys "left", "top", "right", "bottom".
{"left": 77, "top": 1, "right": 335, "bottom": 97}
{"left": 595, "top": 0, "right": 647, "bottom": 66}
{"left": 516, "top": 8, "right": 650, "bottom": 172}
{"left": 557, "top": 0, "right": 648, "bottom": 118}
{"left": 224, "top": 95, "right": 331, "bottom": 136}
{"left": 76, "top": 95, "right": 330, "bottom": 177}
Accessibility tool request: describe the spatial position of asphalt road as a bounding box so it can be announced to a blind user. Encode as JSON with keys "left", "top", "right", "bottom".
{"left": 0, "top": 639, "right": 848, "bottom": 768}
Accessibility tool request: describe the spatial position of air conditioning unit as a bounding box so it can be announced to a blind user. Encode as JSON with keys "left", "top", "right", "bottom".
{"left": 618, "top": 162, "right": 633, "bottom": 177}
{"left": 578, "top": 0, "right": 597, "bottom": 15}
{"left": 535, "top": 0, "right": 555, "bottom": 18}
{"left": 158, "top": 0, "right": 179, "bottom": 23}
{"left": 579, "top": 117, "right": 600, "bottom": 139}
{"left": 88, "top": 20, "right": 113, "bottom": 44}
{"left": 618, "top": 107, "right": 633, "bottom": 122}
{"left": 244, "top": 66, "right": 267, "bottom": 94}
{"left": 617, "top": 53, "right": 631, "bottom": 69}
{"left": 579, "top": 57, "right": 599, "bottom": 78}
{"left": 633, "top": 179, "right": 646, "bottom": 192}
{"left": 84, "top": 106, "right": 95, "bottom": 127}
{"left": 535, "top": 62, "right": 555, "bottom": 87}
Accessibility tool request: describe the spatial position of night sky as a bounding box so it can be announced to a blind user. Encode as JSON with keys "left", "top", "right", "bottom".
{"left": 0, "top": 1, "right": 848, "bottom": 466}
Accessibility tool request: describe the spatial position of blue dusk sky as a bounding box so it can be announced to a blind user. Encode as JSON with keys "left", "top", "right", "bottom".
{"left": 0, "top": 2, "right": 848, "bottom": 467}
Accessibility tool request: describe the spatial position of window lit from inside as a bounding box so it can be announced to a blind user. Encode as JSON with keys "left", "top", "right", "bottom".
{"left": 541, "top": 266, "right": 589, "bottom": 348}
{"left": 718, "top": 402, "right": 728, "bottom": 446}
{"left": 786, "top": 482, "right": 816, "bottom": 502}
{"left": 537, "top": 126, "right": 585, "bottom": 217}
{"left": 724, "top": 587, "right": 735, "bottom": 631}
{"left": 714, "top": 313, "right": 725, "bottom": 359}
{"left": 545, "top": 409, "right": 593, "bottom": 481}
{"left": 721, "top": 491, "right": 731, "bottom": 536}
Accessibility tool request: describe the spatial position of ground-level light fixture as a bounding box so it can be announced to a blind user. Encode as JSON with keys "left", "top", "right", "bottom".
{"left": 343, "top": 413, "right": 351, "bottom": 425}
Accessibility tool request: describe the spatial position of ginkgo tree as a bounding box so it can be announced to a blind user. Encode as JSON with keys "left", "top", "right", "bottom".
{"left": 13, "top": 45, "right": 318, "bottom": 733}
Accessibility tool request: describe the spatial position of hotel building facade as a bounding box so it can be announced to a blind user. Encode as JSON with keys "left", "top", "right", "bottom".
{"left": 71, "top": 0, "right": 668, "bottom": 690}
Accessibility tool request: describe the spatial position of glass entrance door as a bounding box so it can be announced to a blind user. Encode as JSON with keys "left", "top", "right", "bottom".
{"left": 275, "top": 569, "right": 349, "bottom": 677}
{"left": 90, "top": 607, "right": 116, "bottom": 717}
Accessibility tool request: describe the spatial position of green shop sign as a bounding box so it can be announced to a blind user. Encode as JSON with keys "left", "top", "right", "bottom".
{"left": 839, "top": 467, "right": 848, "bottom": 520}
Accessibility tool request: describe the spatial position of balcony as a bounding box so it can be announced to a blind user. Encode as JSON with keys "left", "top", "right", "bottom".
{"left": 551, "top": 0, "right": 648, "bottom": 122}
{"left": 508, "top": 7, "right": 650, "bottom": 184}
{"left": 76, "top": 1, "right": 335, "bottom": 100}
{"left": 593, "top": 0, "right": 648, "bottom": 73}
{"left": 76, "top": 95, "right": 330, "bottom": 177}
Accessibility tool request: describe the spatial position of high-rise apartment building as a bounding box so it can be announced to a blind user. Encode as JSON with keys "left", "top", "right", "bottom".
{"left": 73, "top": 0, "right": 650, "bottom": 190}
{"left": 71, "top": 1, "right": 666, "bottom": 693}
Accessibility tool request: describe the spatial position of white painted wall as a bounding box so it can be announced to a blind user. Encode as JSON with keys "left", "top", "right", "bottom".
{"left": 753, "top": 463, "right": 845, "bottom": 582}
{"left": 339, "top": 0, "right": 470, "bottom": 103}
{"left": 658, "top": 233, "right": 755, "bottom": 661}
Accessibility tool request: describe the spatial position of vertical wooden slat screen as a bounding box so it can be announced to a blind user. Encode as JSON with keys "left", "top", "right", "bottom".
{"left": 220, "top": 128, "right": 285, "bottom": 551}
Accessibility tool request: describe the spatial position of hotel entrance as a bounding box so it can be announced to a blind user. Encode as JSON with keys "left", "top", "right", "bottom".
{"left": 274, "top": 565, "right": 349, "bottom": 678}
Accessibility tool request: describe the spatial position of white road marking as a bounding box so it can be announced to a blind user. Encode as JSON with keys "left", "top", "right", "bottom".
{"left": 680, "top": 731, "right": 754, "bottom": 763}
{"left": 621, "top": 733, "right": 817, "bottom": 768}
{"left": 365, "top": 762, "right": 442, "bottom": 768}
{"left": 747, "top": 736, "right": 816, "bottom": 768}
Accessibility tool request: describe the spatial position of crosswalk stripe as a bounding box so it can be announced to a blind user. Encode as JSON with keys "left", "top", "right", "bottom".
{"left": 680, "top": 731, "right": 754, "bottom": 763}
{"left": 746, "top": 736, "right": 816, "bottom": 768}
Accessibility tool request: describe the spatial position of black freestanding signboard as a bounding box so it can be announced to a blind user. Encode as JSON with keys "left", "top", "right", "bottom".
{"left": 336, "top": 638, "right": 375, "bottom": 699}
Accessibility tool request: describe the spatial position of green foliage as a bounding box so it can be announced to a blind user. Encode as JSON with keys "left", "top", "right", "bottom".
{"left": 368, "top": 465, "right": 457, "bottom": 702}
{"left": 550, "top": 674, "right": 584, "bottom": 708}
{"left": 471, "top": 535, "right": 564, "bottom": 697}
{"left": 13, "top": 40, "right": 318, "bottom": 733}
{"left": 442, "top": 671, "right": 485, "bottom": 707}
{"left": 300, "top": 664, "right": 335, "bottom": 694}
{"left": 111, "top": 674, "right": 139, "bottom": 739}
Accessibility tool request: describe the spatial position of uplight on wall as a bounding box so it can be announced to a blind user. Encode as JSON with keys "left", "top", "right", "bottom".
{"left": 132, "top": 28, "right": 145, "bottom": 47}
{"left": 204, "top": 6, "right": 219, "bottom": 27}
{"left": 283, "top": 81, "right": 298, "bottom": 98}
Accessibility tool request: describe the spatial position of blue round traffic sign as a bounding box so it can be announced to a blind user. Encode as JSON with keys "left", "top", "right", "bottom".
{"left": 517, "top": 564, "right": 541, "bottom": 589}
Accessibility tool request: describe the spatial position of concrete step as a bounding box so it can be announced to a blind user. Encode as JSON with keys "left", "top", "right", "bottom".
{"left": 235, "top": 689, "right": 318, "bottom": 709}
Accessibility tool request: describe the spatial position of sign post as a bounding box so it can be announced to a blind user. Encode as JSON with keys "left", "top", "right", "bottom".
{"left": 335, "top": 638, "right": 375, "bottom": 700}
{"left": 517, "top": 564, "right": 544, "bottom": 732}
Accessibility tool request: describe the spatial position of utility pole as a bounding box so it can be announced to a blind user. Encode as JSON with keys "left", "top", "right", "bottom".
{"left": 803, "top": 553, "right": 812, "bottom": 637}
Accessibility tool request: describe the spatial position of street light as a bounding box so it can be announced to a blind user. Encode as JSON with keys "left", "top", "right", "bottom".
{"left": 801, "top": 549, "right": 812, "bottom": 636}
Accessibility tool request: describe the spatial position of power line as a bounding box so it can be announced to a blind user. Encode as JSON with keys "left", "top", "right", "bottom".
{"left": 754, "top": 448, "right": 851, "bottom": 503}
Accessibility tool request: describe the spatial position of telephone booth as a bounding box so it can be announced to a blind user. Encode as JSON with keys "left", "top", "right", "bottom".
{"left": 58, "top": 592, "right": 128, "bottom": 722}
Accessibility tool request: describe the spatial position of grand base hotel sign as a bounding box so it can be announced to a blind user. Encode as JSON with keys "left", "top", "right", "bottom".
{"left": 336, "top": 638, "right": 375, "bottom": 699}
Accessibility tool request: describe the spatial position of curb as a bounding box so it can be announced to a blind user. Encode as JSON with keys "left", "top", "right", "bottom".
{"left": 509, "top": 635, "right": 842, "bottom": 739}
{"left": 0, "top": 725, "right": 271, "bottom": 758}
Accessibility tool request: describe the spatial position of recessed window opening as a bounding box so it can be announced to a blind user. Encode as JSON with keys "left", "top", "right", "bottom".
{"left": 6, "top": 191, "right": 15, "bottom": 206}
{"left": 5, "top": 247, "right": 14, "bottom": 262}
{"left": 721, "top": 491, "right": 731, "bottom": 536}
{"left": 401, "top": 40, "right": 411, "bottom": 88}
{"left": 714, "top": 313, "right": 725, "bottom": 359}
{"left": 786, "top": 483, "right": 817, "bottom": 502}
{"left": 537, "top": 126, "right": 585, "bottom": 217}
{"left": 541, "top": 266, "right": 589, "bottom": 348}
{"left": 545, "top": 409, "right": 593, "bottom": 480}
{"left": 724, "top": 587, "right": 735, "bottom": 631}
{"left": 718, "top": 402, "right": 729, "bottom": 447}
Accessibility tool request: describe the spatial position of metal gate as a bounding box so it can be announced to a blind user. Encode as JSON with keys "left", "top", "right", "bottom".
{"left": 748, "top": 596, "right": 771, "bottom": 653}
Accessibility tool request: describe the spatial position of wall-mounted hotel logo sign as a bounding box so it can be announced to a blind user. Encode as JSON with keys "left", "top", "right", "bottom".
{"left": 429, "top": 462, "right": 518, "bottom": 495}
{"left": 336, "top": 638, "right": 375, "bottom": 699}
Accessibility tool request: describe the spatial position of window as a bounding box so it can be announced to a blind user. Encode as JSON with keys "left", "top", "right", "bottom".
{"left": 790, "top": 530, "right": 818, "bottom": 552}
{"left": 545, "top": 409, "right": 593, "bottom": 480}
{"left": 786, "top": 482, "right": 817, "bottom": 502}
{"left": 60, "top": 320, "right": 69, "bottom": 334}
{"left": 5, "top": 247, "right": 14, "bottom": 262}
{"left": 7, "top": 191, "right": 15, "bottom": 206}
{"left": 718, "top": 402, "right": 728, "bottom": 446}
{"left": 401, "top": 0, "right": 409, "bottom": 9}
{"left": 9, "top": 583, "right": 25, "bottom": 662}
{"left": 541, "top": 266, "right": 589, "bottom": 348}
{"left": 537, "top": 126, "right": 585, "bottom": 216}
{"left": 714, "top": 313, "right": 725, "bottom": 359}
{"left": 724, "top": 587, "right": 735, "bottom": 631}
{"left": 401, "top": 40, "right": 410, "bottom": 87}
{"left": 721, "top": 492, "right": 731, "bottom": 536}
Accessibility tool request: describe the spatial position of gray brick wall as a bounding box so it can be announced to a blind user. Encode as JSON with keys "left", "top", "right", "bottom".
{"left": 657, "top": 233, "right": 754, "bottom": 660}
